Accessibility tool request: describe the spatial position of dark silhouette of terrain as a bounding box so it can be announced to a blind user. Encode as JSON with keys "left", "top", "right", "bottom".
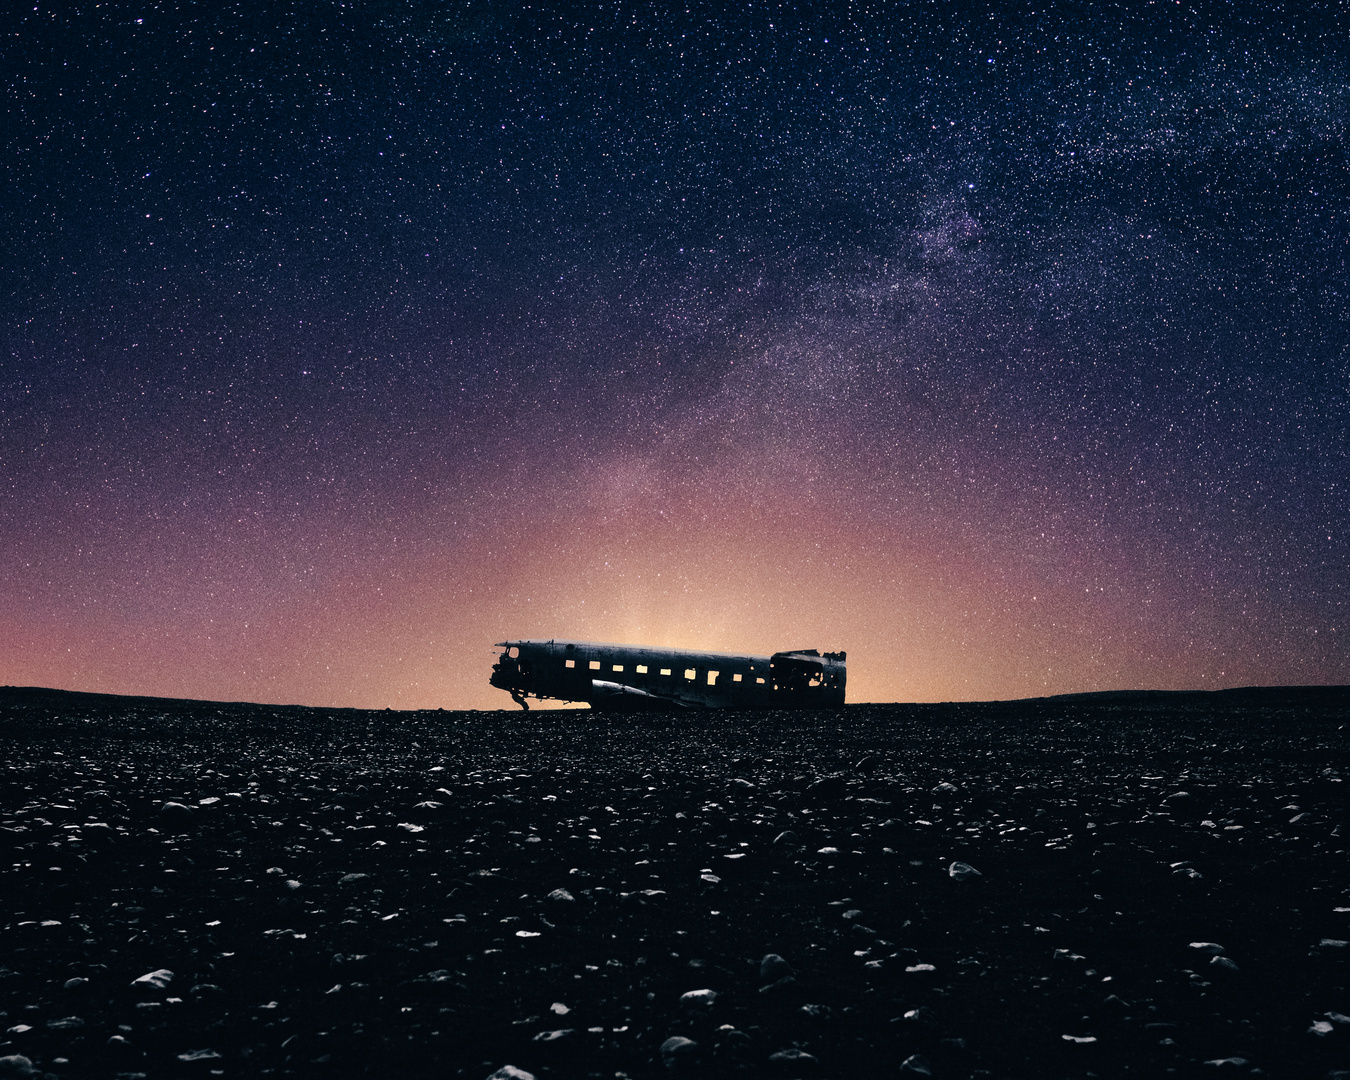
{"left": 1, "top": 685, "right": 1347, "bottom": 1078}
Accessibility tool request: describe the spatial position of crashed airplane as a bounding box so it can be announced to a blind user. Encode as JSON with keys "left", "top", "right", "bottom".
{"left": 490, "top": 639, "right": 846, "bottom": 710}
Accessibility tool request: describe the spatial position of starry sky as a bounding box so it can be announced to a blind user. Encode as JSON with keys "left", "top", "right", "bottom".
{"left": 2, "top": 1, "right": 1347, "bottom": 709}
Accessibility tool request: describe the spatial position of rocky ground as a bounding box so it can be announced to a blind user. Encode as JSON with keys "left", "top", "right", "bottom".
{"left": 1, "top": 685, "right": 1348, "bottom": 1080}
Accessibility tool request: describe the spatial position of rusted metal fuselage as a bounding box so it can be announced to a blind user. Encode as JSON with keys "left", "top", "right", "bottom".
{"left": 489, "top": 639, "right": 846, "bottom": 710}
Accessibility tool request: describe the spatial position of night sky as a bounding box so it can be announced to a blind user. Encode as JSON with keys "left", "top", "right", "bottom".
{"left": 3, "top": 1, "right": 1346, "bottom": 709}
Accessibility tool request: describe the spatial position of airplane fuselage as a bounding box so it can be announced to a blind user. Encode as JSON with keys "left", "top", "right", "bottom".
{"left": 490, "top": 639, "right": 846, "bottom": 710}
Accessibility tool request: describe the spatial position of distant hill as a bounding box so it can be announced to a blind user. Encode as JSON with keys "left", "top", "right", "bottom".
{"left": 2, "top": 682, "right": 1347, "bottom": 714}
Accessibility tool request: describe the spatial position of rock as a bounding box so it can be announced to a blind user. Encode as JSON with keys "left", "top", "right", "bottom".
{"left": 532, "top": 1029, "right": 574, "bottom": 1042}
{"left": 900, "top": 1054, "right": 933, "bottom": 1076}
{"left": 853, "top": 755, "right": 879, "bottom": 774}
{"left": 805, "top": 775, "right": 847, "bottom": 800}
{"left": 760, "top": 975, "right": 800, "bottom": 998}
{"left": 1210, "top": 955, "right": 1240, "bottom": 972}
{"left": 159, "top": 801, "right": 195, "bottom": 829}
{"left": 767, "top": 1047, "right": 819, "bottom": 1070}
{"left": 190, "top": 983, "right": 226, "bottom": 999}
{"left": 680, "top": 988, "right": 717, "bottom": 1011}
{"left": 1202, "top": 1058, "right": 1249, "bottom": 1069}
{"left": 45, "top": 1016, "right": 83, "bottom": 1030}
{"left": 546, "top": 888, "right": 575, "bottom": 902}
{"left": 772, "top": 830, "right": 799, "bottom": 846}
{"left": 486, "top": 1068, "right": 535, "bottom": 1080}
{"left": 934, "top": 781, "right": 959, "bottom": 793}
{"left": 948, "top": 860, "right": 982, "bottom": 882}
{"left": 339, "top": 873, "right": 371, "bottom": 884}
{"left": 1189, "top": 942, "right": 1226, "bottom": 956}
{"left": 62, "top": 977, "right": 89, "bottom": 990}
{"left": 760, "top": 953, "right": 794, "bottom": 983}
{"left": 1310, "top": 1020, "right": 1335, "bottom": 1036}
{"left": 660, "top": 1035, "right": 698, "bottom": 1066}
{"left": 131, "top": 968, "right": 174, "bottom": 990}
{"left": 1163, "top": 791, "right": 1201, "bottom": 818}
{"left": 177, "top": 1049, "right": 222, "bottom": 1062}
{"left": 0, "top": 1057, "right": 39, "bottom": 1079}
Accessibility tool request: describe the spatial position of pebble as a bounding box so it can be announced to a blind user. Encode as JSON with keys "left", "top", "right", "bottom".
{"left": 547, "top": 888, "right": 575, "bottom": 902}
{"left": 760, "top": 953, "right": 794, "bottom": 983}
{"left": 760, "top": 975, "right": 799, "bottom": 997}
{"left": 131, "top": 968, "right": 174, "bottom": 990}
{"left": 716, "top": 1026, "right": 752, "bottom": 1054}
{"left": 948, "top": 860, "right": 982, "bottom": 882}
{"left": 486, "top": 1067, "right": 535, "bottom": 1080}
{"left": 680, "top": 988, "right": 717, "bottom": 1010}
{"left": 768, "top": 1047, "right": 819, "bottom": 1068}
{"left": 159, "top": 801, "right": 195, "bottom": 827}
{"left": 660, "top": 1035, "right": 698, "bottom": 1061}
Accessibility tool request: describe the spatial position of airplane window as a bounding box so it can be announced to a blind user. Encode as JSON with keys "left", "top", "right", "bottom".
{"left": 612, "top": 664, "right": 624, "bottom": 672}
{"left": 636, "top": 664, "right": 648, "bottom": 674}
{"left": 733, "top": 673, "right": 743, "bottom": 682}
{"left": 660, "top": 668, "right": 672, "bottom": 676}
{"left": 508, "top": 647, "right": 519, "bottom": 658}
{"left": 589, "top": 661, "right": 601, "bottom": 670}
{"left": 684, "top": 668, "right": 696, "bottom": 680}
{"left": 707, "top": 670, "right": 719, "bottom": 685}
{"left": 565, "top": 659, "right": 575, "bottom": 668}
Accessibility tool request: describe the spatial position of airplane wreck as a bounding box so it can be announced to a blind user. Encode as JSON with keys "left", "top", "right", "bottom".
{"left": 490, "top": 639, "right": 846, "bottom": 710}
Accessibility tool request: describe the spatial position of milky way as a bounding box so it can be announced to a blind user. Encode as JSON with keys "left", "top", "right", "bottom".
{"left": 2, "top": 2, "right": 1346, "bottom": 708}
